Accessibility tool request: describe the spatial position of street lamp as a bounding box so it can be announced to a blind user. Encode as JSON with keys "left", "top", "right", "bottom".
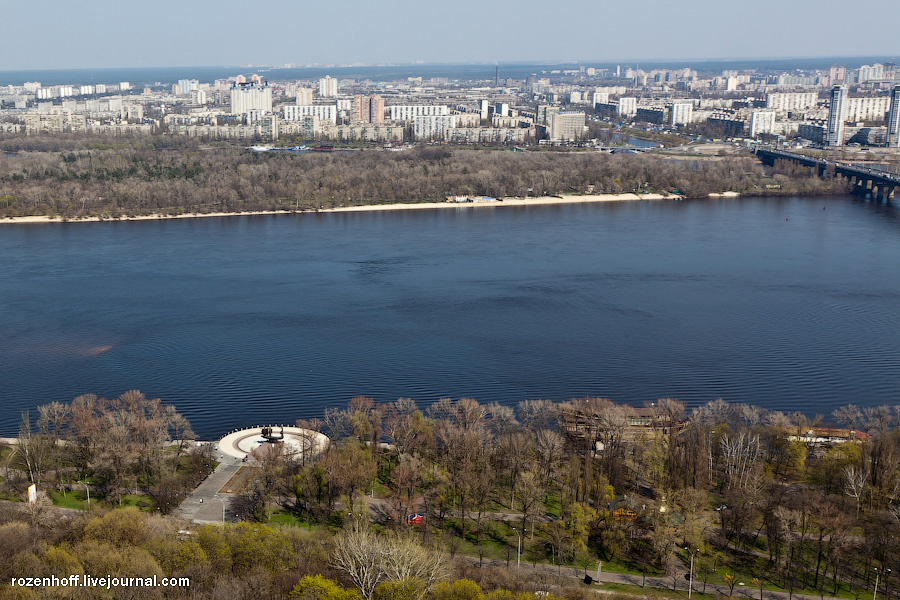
{"left": 78, "top": 481, "right": 90, "bottom": 511}
{"left": 875, "top": 568, "right": 891, "bottom": 600}
{"left": 347, "top": 511, "right": 364, "bottom": 531}
{"left": 214, "top": 495, "right": 226, "bottom": 523}
{"left": 511, "top": 526, "right": 526, "bottom": 569}
{"left": 683, "top": 546, "right": 701, "bottom": 600}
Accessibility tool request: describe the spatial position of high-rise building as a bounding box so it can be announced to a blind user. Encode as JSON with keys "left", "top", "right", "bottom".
{"left": 318, "top": 76, "right": 338, "bottom": 97}
{"left": 844, "top": 97, "right": 891, "bottom": 122}
{"left": 351, "top": 94, "right": 383, "bottom": 122}
{"left": 414, "top": 115, "right": 456, "bottom": 139}
{"left": 178, "top": 79, "right": 199, "bottom": 95}
{"left": 670, "top": 102, "right": 693, "bottom": 126}
{"left": 479, "top": 99, "right": 489, "bottom": 120}
{"left": 749, "top": 110, "right": 776, "bottom": 137}
{"left": 389, "top": 105, "right": 449, "bottom": 120}
{"left": 765, "top": 92, "right": 818, "bottom": 112}
{"left": 887, "top": 85, "right": 900, "bottom": 148}
{"left": 549, "top": 112, "right": 585, "bottom": 141}
{"left": 230, "top": 81, "right": 272, "bottom": 115}
{"left": 191, "top": 89, "right": 208, "bottom": 105}
{"left": 857, "top": 64, "right": 884, "bottom": 83}
{"left": 826, "top": 85, "right": 847, "bottom": 146}
{"left": 296, "top": 87, "right": 313, "bottom": 106}
{"left": 592, "top": 91, "right": 609, "bottom": 107}
{"left": 829, "top": 66, "right": 846, "bottom": 83}
{"left": 283, "top": 104, "right": 337, "bottom": 124}
{"left": 368, "top": 94, "right": 384, "bottom": 123}
{"left": 351, "top": 95, "right": 365, "bottom": 122}
{"left": 617, "top": 97, "right": 637, "bottom": 117}
{"left": 338, "top": 94, "right": 384, "bottom": 123}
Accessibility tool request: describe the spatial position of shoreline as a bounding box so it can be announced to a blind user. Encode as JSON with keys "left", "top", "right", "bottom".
{"left": 0, "top": 193, "right": 680, "bottom": 225}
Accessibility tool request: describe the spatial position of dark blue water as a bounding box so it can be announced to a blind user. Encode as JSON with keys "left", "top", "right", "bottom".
{"left": 1, "top": 196, "right": 899, "bottom": 439}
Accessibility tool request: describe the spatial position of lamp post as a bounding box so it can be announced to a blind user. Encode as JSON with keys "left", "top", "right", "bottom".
{"left": 78, "top": 481, "right": 90, "bottom": 511}
{"left": 875, "top": 568, "right": 891, "bottom": 600}
{"left": 511, "top": 526, "right": 526, "bottom": 569}
{"left": 684, "top": 546, "right": 700, "bottom": 600}
{"left": 348, "top": 511, "right": 364, "bottom": 531}
{"left": 214, "top": 495, "right": 226, "bottom": 523}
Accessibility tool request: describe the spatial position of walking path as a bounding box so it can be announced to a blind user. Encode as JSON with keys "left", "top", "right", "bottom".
{"left": 176, "top": 427, "right": 326, "bottom": 524}
{"left": 176, "top": 452, "right": 242, "bottom": 524}
{"left": 467, "top": 556, "right": 851, "bottom": 600}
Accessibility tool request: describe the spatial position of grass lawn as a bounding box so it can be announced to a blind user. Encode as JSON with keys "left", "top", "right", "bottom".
{"left": 119, "top": 494, "right": 155, "bottom": 511}
{"left": 50, "top": 490, "right": 90, "bottom": 510}
{"left": 0, "top": 490, "right": 23, "bottom": 502}
{"left": 267, "top": 509, "right": 316, "bottom": 529}
{"left": 598, "top": 581, "right": 719, "bottom": 600}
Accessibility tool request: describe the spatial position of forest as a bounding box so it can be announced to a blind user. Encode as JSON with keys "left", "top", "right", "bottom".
{"left": 3, "top": 393, "right": 900, "bottom": 600}
{"left": 0, "top": 133, "right": 849, "bottom": 219}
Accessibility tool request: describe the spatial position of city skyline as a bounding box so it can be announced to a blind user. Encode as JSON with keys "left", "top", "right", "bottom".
{"left": 4, "top": 0, "right": 899, "bottom": 71}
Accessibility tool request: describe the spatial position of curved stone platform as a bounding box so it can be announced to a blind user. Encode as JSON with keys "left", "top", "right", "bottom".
{"left": 217, "top": 426, "right": 329, "bottom": 460}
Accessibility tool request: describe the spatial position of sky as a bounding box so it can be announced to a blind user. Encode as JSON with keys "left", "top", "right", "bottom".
{"left": 4, "top": 0, "right": 899, "bottom": 71}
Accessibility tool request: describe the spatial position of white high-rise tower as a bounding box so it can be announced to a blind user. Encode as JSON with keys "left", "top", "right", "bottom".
{"left": 825, "top": 85, "right": 847, "bottom": 146}
{"left": 887, "top": 85, "right": 900, "bottom": 148}
{"left": 318, "top": 76, "right": 338, "bottom": 97}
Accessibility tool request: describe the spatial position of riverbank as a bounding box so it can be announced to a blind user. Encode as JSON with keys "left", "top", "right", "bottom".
{"left": 0, "top": 192, "right": 681, "bottom": 225}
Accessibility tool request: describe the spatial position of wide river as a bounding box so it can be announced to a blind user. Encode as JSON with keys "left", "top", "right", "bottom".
{"left": 1, "top": 195, "right": 898, "bottom": 439}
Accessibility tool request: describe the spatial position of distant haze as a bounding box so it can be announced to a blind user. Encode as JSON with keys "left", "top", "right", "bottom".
{"left": 4, "top": 0, "right": 898, "bottom": 71}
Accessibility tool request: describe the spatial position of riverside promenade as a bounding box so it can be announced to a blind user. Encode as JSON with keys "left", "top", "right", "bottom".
{"left": 177, "top": 426, "right": 328, "bottom": 524}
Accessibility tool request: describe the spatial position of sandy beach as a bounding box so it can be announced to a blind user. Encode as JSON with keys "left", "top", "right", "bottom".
{"left": 0, "top": 193, "right": 680, "bottom": 225}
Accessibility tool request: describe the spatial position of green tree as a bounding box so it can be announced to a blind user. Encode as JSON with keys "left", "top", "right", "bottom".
{"left": 292, "top": 575, "right": 362, "bottom": 600}
{"left": 373, "top": 579, "right": 427, "bottom": 600}
{"left": 428, "top": 579, "right": 485, "bottom": 600}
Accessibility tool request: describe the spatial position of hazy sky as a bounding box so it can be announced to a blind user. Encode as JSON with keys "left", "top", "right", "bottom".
{"left": 4, "top": 0, "right": 899, "bottom": 71}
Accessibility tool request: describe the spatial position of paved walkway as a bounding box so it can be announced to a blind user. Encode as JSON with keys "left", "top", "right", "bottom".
{"left": 176, "top": 452, "right": 243, "bottom": 524}
{"left": 467, "top": 555, "right": 851, "bottom": 600}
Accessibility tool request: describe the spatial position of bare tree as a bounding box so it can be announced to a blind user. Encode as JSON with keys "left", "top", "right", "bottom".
{"left": 379, "top": 532, "right": 448, "bottom": 591}
{"left": 844, "top": 464, "right": 868, "bottom": 519}
{"left": 13, "top": 411, "right": 53, "bottom": 486}
{"left": 331, "top": 527, "right": 386, "bottom": 599}
{"left": 721, "top": 432, "right": 761, "bottom": 490}
{"left": 331, "top": 527, "right": 446, "bottom": 599}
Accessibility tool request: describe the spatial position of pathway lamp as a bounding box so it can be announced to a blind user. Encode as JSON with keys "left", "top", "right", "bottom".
{"left": 511, "top": 526, "right": 527, "bottom": 569}
{"left": 679, "top": 545, "right": 701, "bottom": 599}
{"left": 876, "top": 568, "right": 891, "bottom": 600}
{"left": 77, "top": 481, "right": 90, "bottom": 511}
{"left": 214, "top": 495, "right": 226, "bottom": 523}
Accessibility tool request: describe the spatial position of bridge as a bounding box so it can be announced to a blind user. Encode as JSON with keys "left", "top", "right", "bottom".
{"left": 755, "top": 147, "right": 900, "bottom": 201}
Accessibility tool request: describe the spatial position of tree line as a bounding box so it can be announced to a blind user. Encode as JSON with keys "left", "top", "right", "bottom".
{"left": 231, "top": 395, "right": 900, "bottom": 600}
{"left": 0, "top": 133, "right": 848, "bottom": 219}
{"left": 2, "top": 391, "right": 211, "bottom": 514}
{"left": 6, "top": 393, "right": 900, "bottom": 600}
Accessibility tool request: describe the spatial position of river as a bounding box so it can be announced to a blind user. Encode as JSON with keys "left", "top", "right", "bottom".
{"left": 1, "top": 195, "right": 898, "bottom": 438}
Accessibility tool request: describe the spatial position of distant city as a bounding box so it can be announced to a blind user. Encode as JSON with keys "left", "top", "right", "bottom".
{"left": 1, "top": 60, "right": 899, "bottom": 149}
